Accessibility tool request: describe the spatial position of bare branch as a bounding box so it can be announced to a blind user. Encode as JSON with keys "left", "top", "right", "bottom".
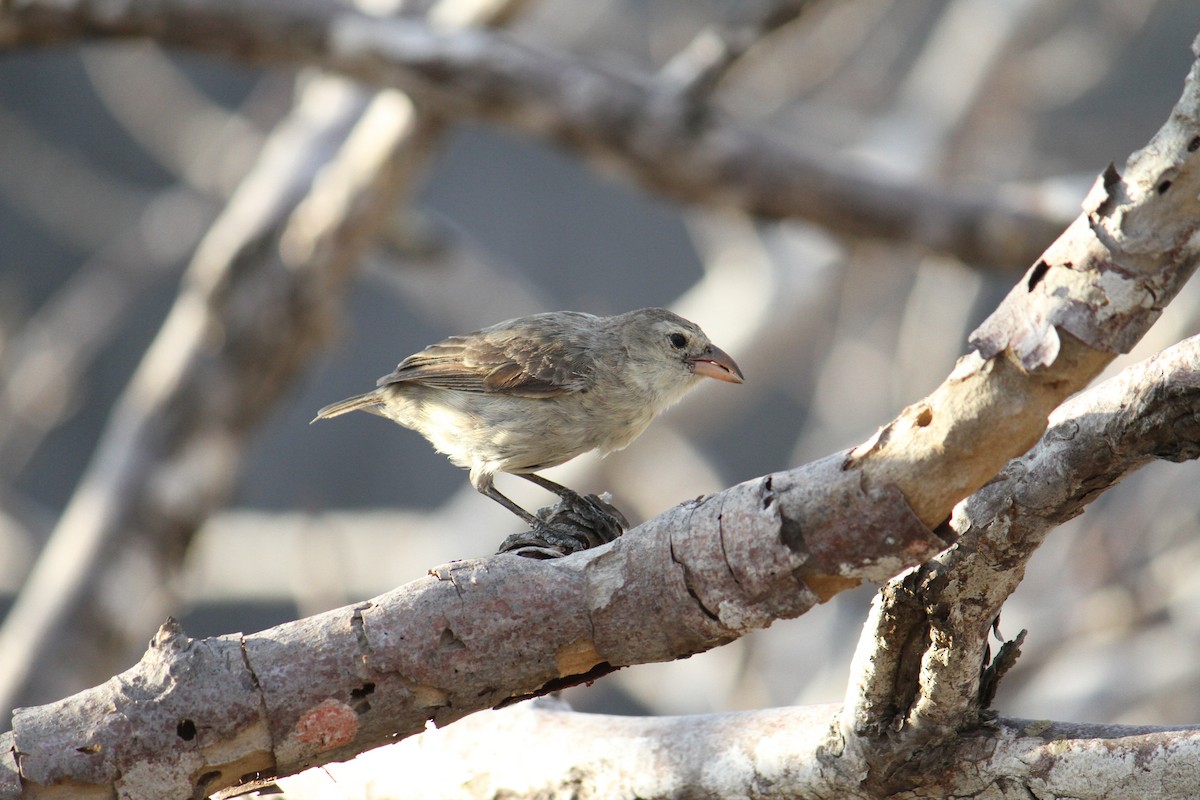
{"left": 263, "top": 700, "right": 1200, "bottom": 800}
{"left": 936, "top": 336, "right": 1200, "bottom": 708}
{"left": 80, "top": 44, "right": 269, "bottom": 195}
{"left": 1, "top": 464, "right": 946, "bottom": 800}
{"left": 818, "top": 332, "right": 1200, "bottom": 798}
{"left": 0, "top": 197, "right": 206, "bottom": 476}
{"left": 849, "top": 36, "right": 1200, "bottom": 526}
{"left": 0, "top": 105, "right": 151, "bottom": 251}
{"left": 0, "top": 0, "right": 1068, "bottom": 270}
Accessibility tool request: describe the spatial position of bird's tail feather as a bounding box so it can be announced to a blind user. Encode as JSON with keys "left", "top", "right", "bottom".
{"left": 311, "top": 392, "right": 381, "bottom": 423}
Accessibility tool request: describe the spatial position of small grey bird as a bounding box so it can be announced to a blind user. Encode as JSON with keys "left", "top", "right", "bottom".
{"left": 314, "top": 308, "right": 743, "bottom": 532}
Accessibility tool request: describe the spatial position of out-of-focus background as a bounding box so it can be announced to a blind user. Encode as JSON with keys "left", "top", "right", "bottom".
{"left": 2, "top": 0, "right": 1200, "bottom": 726}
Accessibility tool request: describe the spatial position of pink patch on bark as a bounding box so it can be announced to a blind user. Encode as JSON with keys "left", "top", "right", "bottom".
{"left": 291, "top": 698, "right": 358, "bottom": 750}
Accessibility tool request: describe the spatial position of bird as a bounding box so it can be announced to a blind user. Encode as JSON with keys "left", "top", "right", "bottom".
{"left": 313, "top": 308, "right": 743, "bottom": 537}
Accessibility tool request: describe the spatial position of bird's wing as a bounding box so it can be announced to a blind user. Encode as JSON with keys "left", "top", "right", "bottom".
{"left": 377, "top": 319, "right": 597, "bottom": 398}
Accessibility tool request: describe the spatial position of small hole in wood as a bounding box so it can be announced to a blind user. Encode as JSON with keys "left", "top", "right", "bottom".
{"left": 1027, "top": 260, "right": 1050, "bottom": 291}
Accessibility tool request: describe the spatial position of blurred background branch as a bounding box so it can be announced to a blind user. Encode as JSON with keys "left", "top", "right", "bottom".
{"left": 2, "top": 0, "right": 1074, "bottom": 271}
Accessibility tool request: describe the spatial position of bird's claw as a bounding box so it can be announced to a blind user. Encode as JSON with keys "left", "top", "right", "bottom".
{"left": 498, "top": 493, "right": 629, "bottom": 558}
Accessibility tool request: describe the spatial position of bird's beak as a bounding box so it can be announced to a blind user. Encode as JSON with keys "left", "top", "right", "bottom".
{"left": 688, "top": 344, "right": 744, "bottom": 384}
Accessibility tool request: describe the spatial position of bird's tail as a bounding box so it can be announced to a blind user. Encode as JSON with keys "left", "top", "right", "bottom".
{"left": 311, "top": 391, "right": 381, "bottom": 423}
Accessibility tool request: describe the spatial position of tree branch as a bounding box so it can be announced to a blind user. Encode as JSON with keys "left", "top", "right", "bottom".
{"left": 847, "top": 30, "right": 1200, "bottom": 526}
{"left": 0, "top": 455, "right": 950, "bottom": 798}
{"left": 263, "top": 700, "right": 1200, "bottom": 800}
{"left": 841, "top": 334, "right": 1200, "bottom": 793}
{"left": 0, "top": 0, "right": 1068, "bottom": 270}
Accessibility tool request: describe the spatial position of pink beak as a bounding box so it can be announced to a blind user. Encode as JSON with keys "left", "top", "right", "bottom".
{"left": 688, "top": 344, "right": 744, "bottom": 384}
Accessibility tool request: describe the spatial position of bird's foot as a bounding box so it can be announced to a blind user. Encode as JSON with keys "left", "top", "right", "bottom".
{"left": 498, "top": 493, "right": 629, "bottom": 558}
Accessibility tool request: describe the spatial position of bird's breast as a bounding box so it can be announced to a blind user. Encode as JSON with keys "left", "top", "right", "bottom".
{"left": 375, "top": 378, "right": 683, "bottom": 474}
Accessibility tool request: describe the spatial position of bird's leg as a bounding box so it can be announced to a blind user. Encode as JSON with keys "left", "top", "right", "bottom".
{"left": 516, "top": 472, "right": 588, "bottom": 507}
{"left": 478, "top": 483, "right": 541, "bottom": 528}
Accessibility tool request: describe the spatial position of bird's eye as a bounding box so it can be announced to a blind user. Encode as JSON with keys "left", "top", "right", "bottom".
{"left": 668, "top": 332, "right": 687, "bottom": 349}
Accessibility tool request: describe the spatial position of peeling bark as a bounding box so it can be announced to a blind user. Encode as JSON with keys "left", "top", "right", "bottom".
{"left": 850, "top": 35, "right": 1200, "bottom": 526}
{"left": 840, "top": 335, "right": 1200, "bottom": 793}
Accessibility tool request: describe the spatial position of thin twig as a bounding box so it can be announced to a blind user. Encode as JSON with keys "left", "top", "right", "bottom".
{"left": 659, "top": 0, "right": 820, "bottom": 101}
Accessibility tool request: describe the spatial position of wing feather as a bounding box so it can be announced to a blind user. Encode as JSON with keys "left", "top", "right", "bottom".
{"left": 376, "top": 312, "right": 599, "bottom": 397}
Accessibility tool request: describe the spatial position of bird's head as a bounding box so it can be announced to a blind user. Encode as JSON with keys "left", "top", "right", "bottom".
{"left": 614, "top": 308, "right": 744, "bottom": 403}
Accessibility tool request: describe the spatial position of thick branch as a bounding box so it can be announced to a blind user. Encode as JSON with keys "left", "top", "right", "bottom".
{"left": 846, "top": 33, "right": 1200, "bottom": 527}
{"left": 0, "top": 0, "right": 1066, "bottom": 270}
{"left": 840, "top": 335, "right": 1200, "bottom": 793}
{"left": 276, "top": 701, "right": 1200, "bottom": 799}
{"left": 0, "top": 462, "right": 947, "bottom": 799}
{"left": 865, "top": 335, "right": 1200, "bottom": 726}
{"left": 832, "top": 40, "right": 1200, "bottom": 759}
{"left": 924, "top": 335, "right": 1200, "bottom": 722}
